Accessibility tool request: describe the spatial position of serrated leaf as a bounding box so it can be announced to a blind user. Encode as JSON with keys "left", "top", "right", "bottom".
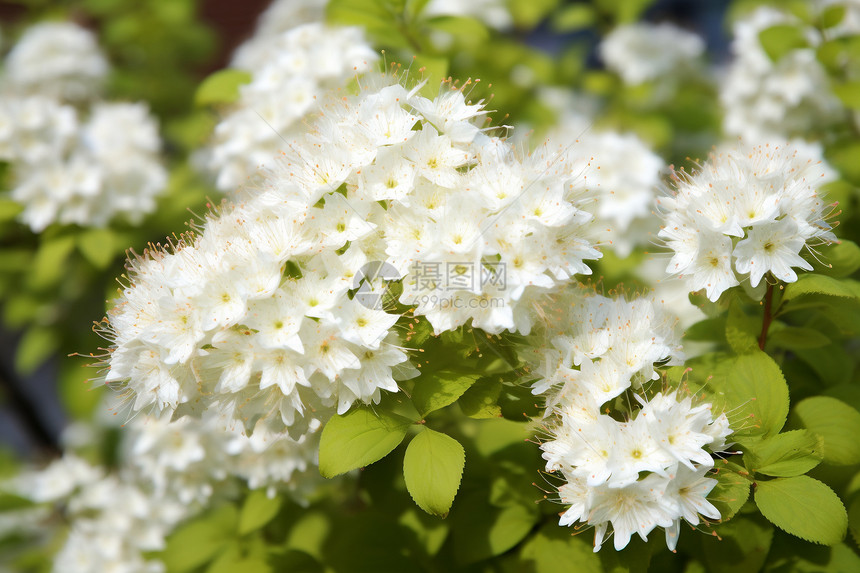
{"left": 195, "top": 69, "right": 252, "bottom": 106}
{"left": 412, "top": 370, "right": 480, "bottom": 417}
{"left": 758, "top": 24, "right": 809, "bottom": 62}
{"left": 77, "top": 228, "right": 115, "bottom": 269}
{"left": 693, "top": 352, "right": 789, "bottom": 440}
{"left": 458, "top": 376, "right": 503, "bottom": 418}
{"left": 318, "top": 407, "right": 412, "bottom": 478}
{"left": 403, "top": 428, "right": 465, "bottom": 516}
{"left": 767, "top": 327, "right": 830, "bottom": 350}
{"left": 744, "top": 430, "right": 823, "bottom": 477}
{"left": 754, "top": 476, "right": 847, "bottom": 545}
{"left": 238, "top": 490, "right": 281, "bottom": 535}
{"left": 710, "top": 461, "right": 752, "bottom": 521}
{"left": 793, "top": 396, "right": 860, "bottom": 465}
{"left": 784, "top": 274, "right": 859, "bottom": 301}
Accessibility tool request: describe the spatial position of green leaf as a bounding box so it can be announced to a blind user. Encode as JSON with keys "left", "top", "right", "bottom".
{"left": 425, "top": 16, "right": 490, "bottom": 46}
{"left": 754, "top": 476, "right": 847, "bottom": 545}
{"left": 195, "top": 69, "right": 252, "bottom": 106}
{"left": 318, "top": 407, "right": 412, "bottom": 478}
{"left": 451, "top": 490, "right": 539, "bottom": 564}
{"left": 458, "top": 376, "right": 503, "bottom": 418}
{"left": 520, "top": 524, "right": 603, "bottom": 571}
{"left": 816, "top": 240, "right": 860, "bottom": 278}
{"left": 700, "top": 516, "right": 773, "bottom": 573}
{"left": 820, "top": 4, "right": 847, "bottom": 28}
{"left": 77, "top": 228, "right": 116, "bottom": 269}
{"left": 758, "top": 24, "right": 809, "bottom": 62}
{"left": 849, "top": 496, "right": 860, "bottom": 547}
{"left": 238, "top": 490, "right": 282, "bottom": 535}
{"left": 267, "top": 549, "right": 323, "bottom": 573}
{"left": 0, "top": 198, "right": 22, "bottom": 223}
{"left": 796, "top": 343, "right": 854, "bottom": 386}
{"left": 744, "top": 430, "right": 823, "bottom": 477}
{"left": 710, "top": 461, "right": 752, "bottom": 521}
{"left": 15, "top": 326, "right": 58, "bottom": 375}
{"left": 29, "top": 235, "right": 76, "bottom": 289}
{"left": 698, "top": 352, "right": 789, "bottom": 440}
{"left": 784, "top": 274, "right": 859, "bottom": 302}
{"left": 827, "top": 140, "right": 860, "bottom": 184}
{"left": 726, "top": 301, "right": 759, "bottom": 353}
{"left": 552, "top": 4, "right": 595, "bottom": 31}
{"left": 412, "top": 370, "right": 480, "bottom": 418}
{"left": 398, "top": 508, "right": 449, "bottom": 556}
{"left": 793, "top": 396, "right": 860, "bottom": 465}
{"left": 767, "top": 327, "right": 830, "bottom": 351}
{"left": 833, "top": 81, "right": 860, "bottom": 110}
{"left": 161, "top": 504, "right": 238, "bottom": 572}
{"left": 412, "top": 55, "right": 450, "bottom": 98}
{"left": 207, "top": 544, "right": 271, "bottom": 573}
{"left": 403, "top": 428, "right": 465, "bottom": 517}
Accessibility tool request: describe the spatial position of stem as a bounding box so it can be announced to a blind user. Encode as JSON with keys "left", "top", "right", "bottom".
{"left": 758, "top": 282, "right": 775, "bottom": 351}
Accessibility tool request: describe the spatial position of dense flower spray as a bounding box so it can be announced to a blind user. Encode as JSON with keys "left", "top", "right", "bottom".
{"left": 542, "top": 103, "right": 664, "bottom": 257}
{"left": 201, "top": 22, "right": 377, "bottom": 191}
{"left": 657, "top": 141, "right": 837, "bottom": 301}
{"left": 720, "top": 6, "right": 842, "bottom": 141}
{"left": 528, "top": 290, "right": 731, "bottom": 551}
{"left": 0, "top": 22, "right": 167, "bottom": 232}
{"left": 101, "top": 70, "right": 601, "bottom": 435}
{"left": 13, "top": 408, "right": 322, "bottom": 573}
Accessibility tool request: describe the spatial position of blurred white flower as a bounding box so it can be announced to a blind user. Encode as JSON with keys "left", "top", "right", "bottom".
{"left": 2, "top": 21, "right": 108, "bottom": 102}
{"left": 721, "top": 6, "right": 842, "bottom": 140}
{"left": 600, "top": 22, "right": 705, "bottom": 85}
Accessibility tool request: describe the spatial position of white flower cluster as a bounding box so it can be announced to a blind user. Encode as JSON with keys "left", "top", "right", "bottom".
{"left": 0, "top": 22, "right": 167, "bottom": 232}
{"left": 104, "top": 75, "right": 600, "bottom": 434}
{"left": 13, "top": 454, "right": 185, "bottom": 573}
{"left": 230, "top": 0, "right": 328, "bottom": 68}
{"left": 599, "top": 22, "right": 705, "bottom": 86}
{"left": 544, "top": 108, "right": 664, "bottom": 257}
{"left": 531, "top": 292, "right": 731, "bottom": 551}
{"left": 202, "top": 22, "right": 377, "bottom": 191}
{"left": 2, "top": 21, "right": 108, "bottom": 102}
{"left": 658, "top": 141, "right": 837, "bottom": 302}
{"left": 721, "top": 6, "right": 842, "bottom": 141}
{"left": 14, "top": 411, "right": 322, "bottom": 573}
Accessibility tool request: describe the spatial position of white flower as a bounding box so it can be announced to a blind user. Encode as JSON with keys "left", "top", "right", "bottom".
{"left": 600, "top": 22, "right": 704, "bottom": 85}
{"left": 3, "top": 21, "right": 108, "bottom": 102}
{"left": 658, "top": 142, "right": 836, "bottom": 301}
{"left": 201, "top": 23, "right": 377, "bottom": 191}
{"left": 720, "top": 7, "right": 842, "bottom": 140}
{"left": 2, "top": 96, "right": 168, "bottom": 232}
